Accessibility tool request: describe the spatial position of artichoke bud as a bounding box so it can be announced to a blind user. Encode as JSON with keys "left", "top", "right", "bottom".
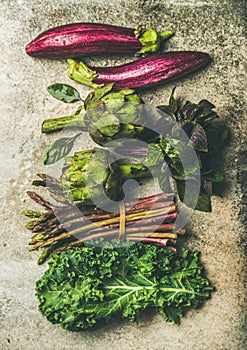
{"left": 61, "top": 148, "right": 112, "bottom": 205}
{"left": 65, "top": 170, "right": 87, "bottom": 186}
{"left": 69, "top": 186, "right": 91, "bottom": 202}
{"left": 83, "top": 84, "right": 147, "bottom": 146}
{"left": 61, "top": 147, "right": 151, "bottom": 206}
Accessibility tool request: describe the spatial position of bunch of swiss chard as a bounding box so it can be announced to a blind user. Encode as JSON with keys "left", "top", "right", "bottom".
{"left": 153, "top": 87, "right": 229, "bottom": 211}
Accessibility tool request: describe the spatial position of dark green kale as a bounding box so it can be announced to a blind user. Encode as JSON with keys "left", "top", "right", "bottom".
{"left": 36, "top": 240, "right": 213, "bottom": 331}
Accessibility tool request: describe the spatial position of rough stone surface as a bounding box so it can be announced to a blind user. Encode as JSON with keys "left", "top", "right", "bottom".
{"left": 0, "top": 1, "right": 246, "bottom": 349}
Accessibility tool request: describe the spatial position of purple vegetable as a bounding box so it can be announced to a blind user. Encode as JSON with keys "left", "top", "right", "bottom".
{"left": 25, "top": 23, "right": 173, "bottom": 58}
{"left": 68, "top": 51, "right": 211, "bottom": 89}
{"left": 189, "top": 123, "right": 208, "bottom": 152}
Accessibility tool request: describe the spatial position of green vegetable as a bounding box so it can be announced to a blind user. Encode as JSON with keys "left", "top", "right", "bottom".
{"left": 61, "top": 148, "right": 150, "bottom": 205}
{"left": 42, "top": 85, "right": 228, "bottom": 212}
{"left": 154, "top": 88, "right": 229, "bottom": 211}
{"left": 42, "top": 84, "right": 158, "bottom": 147}
{"left": 83, "top": 83, "right": 158, "bottom": 147}
{"left": 47, "top": 83, "right": 82, "bottom": 103}
{"left": 44, "top": 133, "right": 81, "bottom": 165}
{"left": 36, "top": 240, "right": 213, "bottom": 331}
{"left": 42, "top": 105, "right": 86, "bottom": 134}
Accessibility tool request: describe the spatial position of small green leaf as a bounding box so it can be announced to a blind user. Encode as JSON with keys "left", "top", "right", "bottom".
{"left": 169, "top": 86, "right": 178, "bottom": 115}
{"left": 198, "top": 99, "right": 215, "bottom": 111}
{"left": 44, "top": 134, "right": 81, "bottom": 165}
{"left": 142, "top": 143, "right": 164, "bottom": 167}
{"left": 47, "top": 83, "right": 81, "bottom": 103}
{"left": 202, "top": 171, "right": 224, "bottom": 183}
{"left": 195, "top": 194, "right": 212, "bottom": 212}
{"left": 218, "top": 123, "right": 229, "bottom": 143}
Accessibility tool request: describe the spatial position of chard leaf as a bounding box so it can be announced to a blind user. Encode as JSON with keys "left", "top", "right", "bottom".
{"left": 180, "top": 120, "right": 194, "bottom": 138}
{"left": 202, "top": 171, "right": 224, "bottom": 183}
{"left": 158, "top": 165, "right": 173, "bottom": 193}
{"left": 218, "top": 123, "right": 229, "bottom": 143}
{"left": 160, "top": 138, "right": 199, "bottom": 176}
{"left": 169, "top": 86, "right": 178, "bottom": 115}
{"left": 176, "top": 179, "right": 202, "bottom": 209}
{"left": 44, "top": 134, "right": 81, "bottom": 165}
{"left": 181, "top": 102, "right": 201, "bottom": 121}
{"left": 205, "top": 123, "right": 229, "bottom": 156}
{"left": 157, "top": 104, "right": 171, "bottom": 115}
{"left": 195, "top": 193, "right": 212, "bottom": 212}
{"left": 47, "top": 83, "right": 81, "bottom": 103}
{"left": 176, "top": 179, "right": 211, "bottom": 211}
{"left": 198, "top": 99, "right": 215, "bottom": 112}
{"left": 190, "top": 124, "right": 208, "bottom": 152}
{"left": 142, "top": 143, "right": 164, "bottom": 167}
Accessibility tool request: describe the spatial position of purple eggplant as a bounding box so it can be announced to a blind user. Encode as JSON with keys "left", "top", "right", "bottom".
{"left": 25, "top": 23, "right": 173, "bottom": 58}
{"left": 68, "top": 51, "right": 211, "bottom": 89}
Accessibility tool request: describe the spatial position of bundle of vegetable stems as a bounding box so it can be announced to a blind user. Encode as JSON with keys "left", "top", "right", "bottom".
{"left": 24, "top": 174, "right": 184, "bottom": 264}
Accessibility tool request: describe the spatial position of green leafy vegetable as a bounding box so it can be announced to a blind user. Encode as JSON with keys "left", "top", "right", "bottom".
{"left": 44, "top": 133, "right": 81, "bottom": 165}
{"left": 202, "top": 171, "right": 224, "bottom": 183}
{"left": 189, "top": 124, "right": 208, "bottom": 152}
{"left": 47, "top": 83, "right": 82, "bottom": 103}
{"left": 36, "top": 240, "right": 213, "bottom": 331}
{"left": 156, "top": 89, "right": 229, "bottom": 210}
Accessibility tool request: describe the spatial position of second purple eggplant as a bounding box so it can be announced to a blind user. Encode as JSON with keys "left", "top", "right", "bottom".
{"left": 68, "top": 51, "right": 211, "bottom": 89}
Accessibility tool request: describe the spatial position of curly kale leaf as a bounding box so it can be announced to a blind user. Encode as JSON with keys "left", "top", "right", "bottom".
{"left": 36, "top": 241, "right": 213, "bottom": 331}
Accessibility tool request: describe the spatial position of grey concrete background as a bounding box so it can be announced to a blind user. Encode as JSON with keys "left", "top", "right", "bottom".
{"left": 0, "top": 0, "right": 246, "bottom": 349}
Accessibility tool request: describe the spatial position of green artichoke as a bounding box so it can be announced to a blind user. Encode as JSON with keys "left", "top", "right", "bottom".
{"left": 61, "top": 147, "right": 151, "bottom": 206}
{"left": 42, "top": 83, "right": 158, "bottom": 147}
{"left": 83, "top": 83, "right": 157, "bottom": 146}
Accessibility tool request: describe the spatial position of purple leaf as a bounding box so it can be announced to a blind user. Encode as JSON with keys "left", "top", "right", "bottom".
{"left": 190, "top": 124, "right": 208, "bottom": 152}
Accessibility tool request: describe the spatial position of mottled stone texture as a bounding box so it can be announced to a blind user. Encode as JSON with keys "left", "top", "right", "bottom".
{"left": 0, "top": 1, "right": 246, "bottom": 349}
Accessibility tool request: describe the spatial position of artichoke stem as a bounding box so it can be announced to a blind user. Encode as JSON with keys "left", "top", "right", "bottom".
{"left": 42, "top": 114, "right": 87, "bottom": 134}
